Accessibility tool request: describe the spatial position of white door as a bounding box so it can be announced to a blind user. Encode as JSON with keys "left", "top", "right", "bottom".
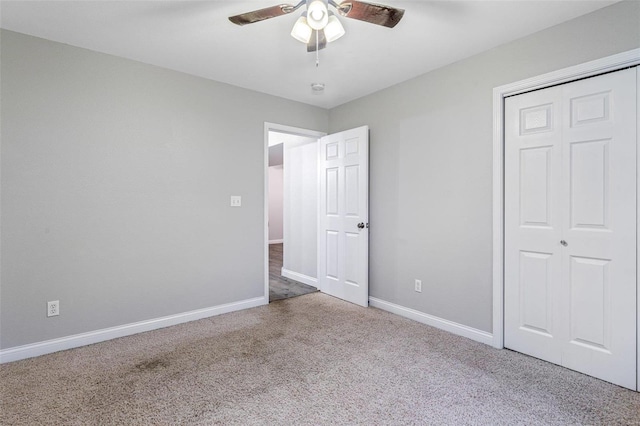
{"left": 318, "top": 126, "right": 369, "bottom": 307}
{"left": 505, "top": 68, "right": 637, "bottom": 390}
{"left": 505, "top": 84, "right": 564, "bottom": 366}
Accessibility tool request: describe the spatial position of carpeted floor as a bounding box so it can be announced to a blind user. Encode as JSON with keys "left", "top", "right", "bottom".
{"left": 1, "top": 293, "right": 639, "bottom": 425}
{"left": 269, "top": 243, "right": 318, "bottom": 302}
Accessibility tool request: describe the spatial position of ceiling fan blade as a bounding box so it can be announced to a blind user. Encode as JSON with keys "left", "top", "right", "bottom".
{"left": 336, "top": 0, "right": 405, "bottom": 28}
{"left": 229, "top": 4, "right": 294, "bottom": 26}
{"left": 307, "top": 30, "right": 327, "bottom": 52}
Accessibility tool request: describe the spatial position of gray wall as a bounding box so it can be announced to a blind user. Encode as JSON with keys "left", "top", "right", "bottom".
{"left": 268, "top": 165, "right": 284, "bottom": 242}
{"left": 0, "top": 30, "right": 328, "bottom": 349}
{"left": 329, "top": 1, "right": 640, "bottom": 333}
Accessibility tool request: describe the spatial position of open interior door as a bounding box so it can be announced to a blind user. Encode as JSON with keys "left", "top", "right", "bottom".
{"left": 318, "top": 126, "right": 369, "bottom": 307}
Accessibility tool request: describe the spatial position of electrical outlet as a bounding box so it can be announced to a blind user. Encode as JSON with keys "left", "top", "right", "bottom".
{"left": 414, "top": 279, "right": 422, "bottom": 293}
{"left": 47, "top": 300, "right": 59, "bottom": 317}
{"left": 230, "top": 196, "right": 242, "bottom": 207}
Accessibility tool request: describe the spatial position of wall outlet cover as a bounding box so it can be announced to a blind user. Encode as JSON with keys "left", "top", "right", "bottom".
{"left": 47, "top": 300, "right": 60, "bottom": 317}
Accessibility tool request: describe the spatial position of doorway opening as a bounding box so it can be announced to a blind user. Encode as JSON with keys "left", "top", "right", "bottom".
{"left": 264, "top": 123, "right": 326, "bottom": 302}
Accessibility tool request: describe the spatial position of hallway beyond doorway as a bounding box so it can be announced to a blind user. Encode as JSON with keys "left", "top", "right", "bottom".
{"left": 269, "top": 244, "right": 318, "bottom": 302}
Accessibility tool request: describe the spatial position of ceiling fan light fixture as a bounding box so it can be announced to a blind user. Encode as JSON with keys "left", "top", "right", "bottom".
{"left": 291, "top": 13, "right": 312, "bottom": 43}
{"left": 307, "top": 0, "right": 329, "bottom": 30}
{"left": 229, "top": 0, "right": 405, "bottom": 57}
{"left": 324, "top": 13, "right": 345, "bottom": 43}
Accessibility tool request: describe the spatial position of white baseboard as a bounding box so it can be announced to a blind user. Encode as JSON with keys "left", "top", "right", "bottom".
{"left": 269, "top": 239, "right": 283, "bottom": 244}
{"left": 281, "top": 268, "right": 317, "bottom": 287}
{"left": 369, "top": 297, "right": 493, "bottom": 346}
{"left": 0, "top": 296, "right": 267, "bottom": 364}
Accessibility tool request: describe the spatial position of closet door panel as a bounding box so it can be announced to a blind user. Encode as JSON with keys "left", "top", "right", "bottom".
{"left": 505, "top": 67, "right": 637, "bottom": 390}
{"left": 560, "top": 68, "right": 637, "bottom": 390}
{"left": 504, "top": 86, "right": 563, "bottom": 364}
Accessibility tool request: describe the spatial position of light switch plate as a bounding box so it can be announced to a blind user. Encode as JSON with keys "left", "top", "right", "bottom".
{"left": 230, "top": 196, "right": 242, "bottom": 207}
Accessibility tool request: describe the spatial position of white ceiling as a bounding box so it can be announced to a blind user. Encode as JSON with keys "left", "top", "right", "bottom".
{"left": 0, "top": 1, "right": 617, "bottom": 109}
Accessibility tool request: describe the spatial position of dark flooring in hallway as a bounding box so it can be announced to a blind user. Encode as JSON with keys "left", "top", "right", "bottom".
{"left": 269, "top": 243, "right": 318, "bottom": 302}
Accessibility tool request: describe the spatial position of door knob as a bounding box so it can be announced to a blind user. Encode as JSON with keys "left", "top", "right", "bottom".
{"left": 357, "top": 222, "right": 365, "bottom": 229}
{"left": 560, "top": 240, "right": 568, "bottom": 247}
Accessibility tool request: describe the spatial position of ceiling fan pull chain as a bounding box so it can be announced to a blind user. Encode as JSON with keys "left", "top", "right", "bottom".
{"left": 316, "top": 30, "right": 320, "bottom": 67}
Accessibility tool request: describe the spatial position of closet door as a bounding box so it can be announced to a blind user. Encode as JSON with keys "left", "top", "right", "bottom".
{"left": 505, "top": 68, "right": 637, "bottom": 390}
{"left": 505, "top": 85, "right": 564, "bottom": 365}
{"left": 559, "top": 69, "right": 637, "bottom": 389}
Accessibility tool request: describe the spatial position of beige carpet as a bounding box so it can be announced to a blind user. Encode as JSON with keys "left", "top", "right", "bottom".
{"left": 1, "top": 292, "right": 639, "bottom": 425}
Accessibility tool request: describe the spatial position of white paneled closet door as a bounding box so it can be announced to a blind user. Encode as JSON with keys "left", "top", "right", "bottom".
{"left": 505, "top": 68, "right": 637, "bottom": 390}
{"left": 505, "top": 84, "right": 564, "bottom": 366}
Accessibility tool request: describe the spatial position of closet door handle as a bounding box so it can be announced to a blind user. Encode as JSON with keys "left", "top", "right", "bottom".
{"left": 560, "top": 240, "right": 568, "bottom": 247}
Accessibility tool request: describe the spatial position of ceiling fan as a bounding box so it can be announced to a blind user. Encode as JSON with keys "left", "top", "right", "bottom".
{"left": 229, "top": 0, "right": 405, "bottom": 52}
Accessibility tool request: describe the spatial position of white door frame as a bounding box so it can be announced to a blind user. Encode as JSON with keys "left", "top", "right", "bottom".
{"left": 492, "top": 49, "right": 640, "bottom": 388}
{"left": 264, "top": 123, "right": 326, "bottom": 302}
